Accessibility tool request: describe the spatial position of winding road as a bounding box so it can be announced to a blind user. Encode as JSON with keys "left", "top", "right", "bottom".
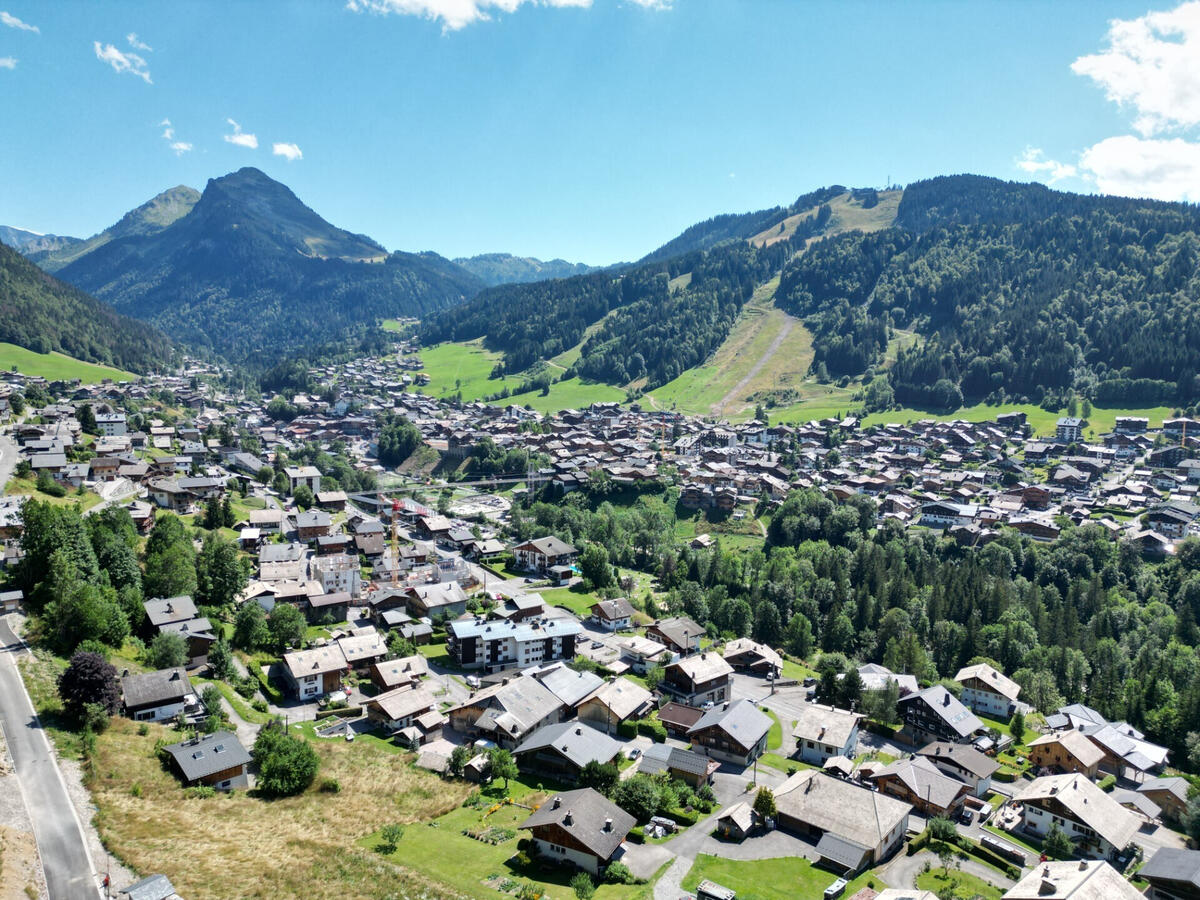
{"left": 0, "top": 617, "right": 97, "bottom": 898}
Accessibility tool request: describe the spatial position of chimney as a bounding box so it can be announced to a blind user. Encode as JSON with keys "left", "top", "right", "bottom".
{"left": 563, "top": 809, "right": 573, "bottom": 826}
{"left": 575, "top": 727, "right": 582, "bottom": 735}
{"left": 551, "top": 796, "right": 561, "bottom": 809}
{"left": 943, "top": 693, "right": 950, "bottom": 706}
{"left": 603, "top": 818, "right": 613, "bottom": 833}
{"left": 1078, "top": 860, "right": 1087, "bottom": 871}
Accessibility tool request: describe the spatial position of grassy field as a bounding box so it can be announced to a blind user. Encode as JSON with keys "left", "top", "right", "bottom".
{"left": 418, "top": 340, "right": 506, "bottom": 402}
{"left": 681, "top": 853, "right": 882, "bottom": 900}
{"left": 365, "top": 775, "right": 654, "bottom": 900}
{"left": 916, "top": 868, "right": 1004, "bottom": 900}
{"left": 747, "top": 190, "right": 903, "bottom": 249}
{"left": 510, "top": 376, "right": 625, "bottom": 413}
{"left": 0, "top": 342, "right": 134, "bottom": 382}
{"left": 84, "top": 717, "right": 474, "bottom": 900}
{"left": 4, "top": 474, "right": 103, "bottom": 512}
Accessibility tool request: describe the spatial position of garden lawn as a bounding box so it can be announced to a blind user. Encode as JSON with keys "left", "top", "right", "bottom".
{"left": 681, "top": 854, "right": 882, "bottom": 900}
{"left": 916, "top": 868, "right": 1004, "bottom": 900}
{"left": 364, "top": 776, "right": 652, "bottom": 900}
{"left": 539, "top": 585, "right": 600, "bottom": 617}
{"left": 763, "top": 708, "right": 783, "bottom": 750}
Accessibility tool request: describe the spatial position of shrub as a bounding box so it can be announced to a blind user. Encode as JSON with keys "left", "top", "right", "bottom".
{"left": 137, "top": 723, "right": 150, "bottom": 737}
{"left": 253, "top": 719, "right": 319, "bottom": 797}
{"left": 57, "top": 651, "right": 120, "bottom": 724}
{"left": 604, "top": 861, "right": 634, "bottom": 885}
{"left": 616, "top": 720, "right": 638, "bottom": 740}
{"left": 319, "top": 778, "right": 341, "bottom": 793}
{"left": 570, "top": 872, "right": 595, "bottom": 900}
{"left": 251, "top": 698, "right": 269, "bottom": 713}
{"left": 183, "top": 785, "right": 217, "bottom": 799}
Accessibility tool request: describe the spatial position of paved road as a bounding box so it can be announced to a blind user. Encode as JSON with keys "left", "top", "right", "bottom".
{"left": 0, "top": 433, "right": 21, "bottom": 488}
{"left": 0, "top": 618, "right": 97, "bottom": 898}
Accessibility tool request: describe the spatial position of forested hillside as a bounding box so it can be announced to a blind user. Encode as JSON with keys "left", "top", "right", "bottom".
{"left": 422, "top": 188, "right": 842, "bottom": 387}
{"left": 779, "top": 176, "right": 1200, "bottom": 410}
{"left": 51, "top": 169, "right": 484, "bottom": 361}
{"left": 0, "top": 240, "right": 172, "bottom": 373}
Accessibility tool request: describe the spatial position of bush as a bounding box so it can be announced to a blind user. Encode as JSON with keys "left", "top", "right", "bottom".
{"left": 147, "top": 631, "right": 189, "bottom": 670}
{"left": 251, "top": 698, "right": 269, "bottom": 713}
{"left": 616, "top": 720, "right": 638, "bottom": 740}
{"left": 58, "top": 651, "right": 120, "bottom": 724}
{"left": 1097, "top": 774, "right": 1116, "bottom": 792}
{"left": 636, "top": 719, "right": 667, "bottom": 743}
{"left": 183, "top": 785, "right": 217, "bottom": 799}
{"left": 319, "top": 778, "right": 341, "bottom": 793}
{"left": 604, "top": 861, "right": 635, "bottom": 885}
{"left": 570, "top": 872, "right": 595, "bottom": 900}
{"left": 253, "top": 720, "right": 319, "bottom": 797}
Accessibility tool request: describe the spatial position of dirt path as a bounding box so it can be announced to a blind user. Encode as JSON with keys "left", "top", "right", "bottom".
{"left": 713, "top": 316, "right": 795, "bottom": 416}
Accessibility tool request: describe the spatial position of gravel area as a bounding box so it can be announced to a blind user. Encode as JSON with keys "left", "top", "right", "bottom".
{"left": 0, "top": 727, "right": 46, "bottom": 900}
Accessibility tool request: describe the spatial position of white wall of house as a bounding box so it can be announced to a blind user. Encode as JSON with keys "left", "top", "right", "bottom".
{"left": 795, "top": 724, "right": 858, "bottom": 765}
{"left": 962, "top": 686, "right": 1011, "bottom": 718}
{"left": 1022, "top": 803, "right": 1117, "bottom": 860}
{"left": 532, "top": 839, "right": 600, "bottom": 875}
{"left": 130, "top": 700, "right": 186, "bottom": 722}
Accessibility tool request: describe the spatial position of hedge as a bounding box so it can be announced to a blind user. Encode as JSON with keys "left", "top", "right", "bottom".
{"left": 637, "top": 719, "right": 667, "bottom": 743}
{"left": 863, "top": 720, "right": 899, "bottom": 738}
{"left": 663, "top": 807, "right": 699, "bottom": 826}
{"left": 907, "top": 830, "right": 931, "bottom": 855}
{"left": 617, "top": 720, "right": 638, "bottom": 740}
{"left": 315, "top": 705, "right": 363, "bottom": 720}
{"left": 1097, "top": 774, "right": 1116, "bottom": 792}
{"left": 627, "top": 826, "right": 645, "bottom": 844}
{"left": 253, "top": 667, "right": 284, "bottom": 704}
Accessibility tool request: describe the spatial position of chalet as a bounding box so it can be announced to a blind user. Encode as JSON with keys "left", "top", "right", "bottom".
{"left": 721, "top": 638, "right": 782, "bottom": 676}
{"left": 512, "top": 536, "right": 578, "bottom": 574}
{"left": 305, "top": 591, "right": 351, "bottom": 624}
{"left": 1013, "top": 773, "right": 1138, "bottom": 861}
{"left": 1139, "top": 848, "right": 1200, "bottom": 900}
{"left": 147, "top": 477, "right": 193, "bottom": 512}
{"left": 160, "top": 616, "right": 217, "bottom": 668}
{"left": 1027, "top": 731, "right": 1104, "bottom": 778}
{"left": 369, "top": 654, "right": 428, "bottom": 692}
{"left": 1146, "top": 502, "right": 1200, "bottom": 540}
{"left": 915, "top": 742, "right": 999, "bottom": 798}
{"left": 405, "top": 581, "right": 469, "bottom": 619}
{"left": 448, "top": 674, "right": 565, "bottom": 748}
{"left": 259, "top": 542, "right": 307, "bottom": 582}
{"left": 514, "top": 722, "right": 624, "bottom": 783}
{"left": 315, "top": 490, "right": 348, "bottom": 511}
{"left": 1138, "top": 776, "right": 1190, "bottom": 822}
{"left": 645, "top": 616, "right": 703, "bottom": 656}
{"left": 1086, "top": 721, "right": 1170, "bottom": 779}
{"left": 577, "top": 677, "right": 654, "bottom": 731}
{"left": 316, "top": 534, "right": 353, "bottom": 556}
{"left": 866, "top": 756, "right": 969, "bottom": 818}
{"left": 1004, "top": 860, "right": 1143, "bottom": 899}
{"left": 589, "top": 598, "right": 634, "bottom": 631}
{"left": 661, "top": 652, "right": 733, "bottom": 707}
{"left": 619, "top": 635, "right": 671, "bottom": 673}
{"left": 364, "top": 685, "right": 442, "bottom": 739}
{"left": 336, "top": 629, "right": 388, "bottom": 671}
{"left": 656, "top": 701, "right": 704, "bottom": 739}
{"left": 898, "top": 685, "right": 985, "bottom": 746}
{"left": 687, "top": 699, "right": 771, "bottom": 765}
{"left": 295, "top": 509, "right": 332, "bottom": 541}
{"left": 447, "top": 615, "right": 581, "bottom": 672}
{"left": 519, "top": 788, "right": 634, "bottom": 877}
{"left": 954, "top": 662, "right": 1021, "bottom": 718}
{"left": 774, "top": 770, "right": 911, "bottom": 873}
{"left": 639, "top": 743, "right": 720, "bottom": 788}
{"left": 530, "top": 662, "right": 604, "bottom": 713}
{"left": 122, "top": 668, "right": 199, "bottom": 722}
{"left": 0, "top": 589, "right": 22, "bottom": 613}
{"left": 161, "top": 731, "right": 251, "bottom": 791}
{"left": 792, "top": 704, "right": 863, "bottom": 765}
{"left": 281, "top": 645, "right": 347, "bottom": 700}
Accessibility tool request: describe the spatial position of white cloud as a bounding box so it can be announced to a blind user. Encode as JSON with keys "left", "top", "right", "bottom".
{"left": 346, "top": 0, "right": 594, "bottom": 32}
{"left": 223, "top": 118, "right": 258, "bottom": 149}
{"left": 1071, "top": 1, "right": 1200, "bottom": 136}
{"left": 1078, "top": 135, "right": 1200, "bottom": 201}
{"left": 159, "top": 118, "right": 192, "bottom": 155}
{"left": 94, "top": 41, "right": 151, "bottom": 83}
{"left": 0, "top": 56, "right": 15, "bottom": 69}
{"left": 272, "top": 142, "right": 303, "bottom": 161}
{"left": 625, "top": 0, "right": 671, "bottom": 8}
{"left": 126, "top": 32, "right": 152, "bottom": 51}
{"left": 0, "top": 11, "right": 39, "bottom": 33}
{"left": 1015, "top": 147, "right": 1077, "bottom": 183}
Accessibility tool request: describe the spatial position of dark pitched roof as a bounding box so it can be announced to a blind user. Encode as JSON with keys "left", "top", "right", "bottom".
{"left": 514, "top": 722, "right": 623, "bottom": 769}
{"left": 519, "top": 788, "right": 634, "bottom": 859}
{"left": 1140, "top": 848, "right": 1200, "bottom": 887}
{"left": 122, "top": 668, "right": 192, "bottom": 709}
{"left": 162, "top": 731, "right": 252, "bottom": 782}
{"left": 143, "top": 595, "right": 196, "bottom": 627}
{"left": 917, "top": 741, "right": 1000, "bottom": 778}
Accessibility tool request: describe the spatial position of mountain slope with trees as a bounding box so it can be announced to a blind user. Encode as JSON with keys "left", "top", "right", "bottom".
{"left": 51, "top": 169, "right": 484, "bottom": 361}
{"left": 778, "top": 176, "right": 1200, "bottom": 410}
{"left": 0, "top": 240, "right": 172, "bottom": 373}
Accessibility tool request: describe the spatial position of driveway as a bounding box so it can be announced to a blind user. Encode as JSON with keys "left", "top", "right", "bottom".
{"left": 0, "top": 617, "right": 98, "bottom": 898}
{"left": 882, "top": 849, "right": 1016, "bottom": 892}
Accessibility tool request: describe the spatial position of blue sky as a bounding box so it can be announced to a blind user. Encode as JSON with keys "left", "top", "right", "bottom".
{"left": 2, "top": 0, "right": 1199, "bottom": 264}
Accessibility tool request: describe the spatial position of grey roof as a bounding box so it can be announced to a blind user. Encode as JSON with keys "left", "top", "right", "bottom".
{"left": 162, "top": 731, "right": 251, "bottom": 782}
{"left": 649, "top": 615, "right": 703, "bottom": 650}
{"left": 1139, "top": 776, "right": 1189, "bottom": 802}
{"left": 259, "top": 542, "right": 305, "bottom": 563}
{"left": 449, "top": 614, "right": 581, "bottom": 644}
{"left": 122, "top": 668, "right": 192, "bottom": 709}
{"left": 454, "top": 673, "right": 564, "bottom": 738}
{"left": 639, "top": 742, "right": 717, "bottom": 779}
{"left": 688, "top": 699, "right": 772, "bottom": 748}
{"left": 1108, "top": 787, "right": 1162, "bottom": 819}
{"left": 917, "top": 741, "right": 1000, "bottom": 779}
{"left": 144, "top": 595, "right": 196, "bottom": 627}
{"left": 296, "top": 510, "right": 331, "bottom": 528}
{"left": 1140, "top": 848, "right": 1200, "bottom": 888}
{"left": 118, "top": 874, "right": 178, "bottom": 900}
{"left": 900, "top": 685, "right": 984, "bottom": 737}
{"left": 532, "top": 663, "right": 604, "bottom": 708}
{"left": 870, "top": 756, "right": 967, "bottom": 810}
{"left": 516, "top": 536, "right": 577, "bottom": 557}
{"left": 519, "top": 788, "right": 634, "bottom": 860}
{"left": 816, "top": 831, "right": 871, "bottom": 870}
{"left": 514, "top": 721, "right": 623, "bottom": 769}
